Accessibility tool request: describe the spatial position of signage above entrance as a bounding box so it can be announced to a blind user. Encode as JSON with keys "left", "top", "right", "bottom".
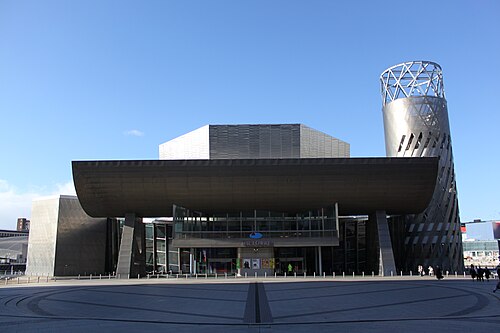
{"left": 243, "top": 240, "right": 274, "bottom": 247}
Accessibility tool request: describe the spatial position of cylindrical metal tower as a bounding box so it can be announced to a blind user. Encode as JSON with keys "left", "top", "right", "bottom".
{"left": 380, "top": 61, "right": 463, "bottom": 273}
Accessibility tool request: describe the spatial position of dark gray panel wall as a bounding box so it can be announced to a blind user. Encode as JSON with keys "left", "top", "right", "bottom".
{"left": 26, "top": 195, "right": 108, "bottom": 277}
{"left": 209, "top": 124, "right": 350, "bottom": 159}
{"left": 209, "top": 124, "right": 301, "bottom": 159}
{"left": 54, "top": 196, "right": 108, "bottom": 276}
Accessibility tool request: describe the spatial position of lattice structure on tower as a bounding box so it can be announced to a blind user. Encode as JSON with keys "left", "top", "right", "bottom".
{"left": 380, "top": 61, "right": 464, "bottom": 273}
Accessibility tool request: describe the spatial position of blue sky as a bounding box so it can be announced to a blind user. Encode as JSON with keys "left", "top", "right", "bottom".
{"left": 0, "top": 0, "right": 499, "bottom": 232}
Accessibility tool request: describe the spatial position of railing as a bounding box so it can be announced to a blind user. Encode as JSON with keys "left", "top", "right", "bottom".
{"left": 2, "top": 270, "right": 479, "bottom": 286}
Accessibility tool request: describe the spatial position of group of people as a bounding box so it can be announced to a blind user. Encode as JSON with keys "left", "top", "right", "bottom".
{"left": 417, "top": 264, "right": 444, "bottom": 280}
{"left": 469, "top": 264, "right": 500, "bottom": 293}
{"left": 468, "top": 264, "right": 492, "bottom": 282}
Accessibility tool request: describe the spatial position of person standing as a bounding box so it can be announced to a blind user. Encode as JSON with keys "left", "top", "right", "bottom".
{"left": 435, "top": 266, "right": 444, "bottom": 280}
{"left": 428, "top": 266, "right": 434, "bottom": 277}
{"left": 418, "top": 265, "right": 424, "bottom": 277}
{"left": 477, "top": 265, "right": 485, "bottom": 282}
{"left": 470, "top": 264, "right": 477, "bottom": 281}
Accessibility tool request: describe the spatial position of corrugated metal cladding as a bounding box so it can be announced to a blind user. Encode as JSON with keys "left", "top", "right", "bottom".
{"left": 300, "top": 125, "right": 350, "bottom": 158}
{"left": 209, "top": 124, "right": 350, "bottom": 159}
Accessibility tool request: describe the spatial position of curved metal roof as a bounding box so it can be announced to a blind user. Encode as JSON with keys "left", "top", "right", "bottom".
{"left": 72, "top": 157, "right": 438, "bottom": 218}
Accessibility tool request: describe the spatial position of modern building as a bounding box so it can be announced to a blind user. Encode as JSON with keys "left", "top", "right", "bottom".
{"left": 25, "top": 195, "right": 119, "bottom": 277}
{"left": 380, "top": 61, "right": 463, "bottom": 273}
{"left": 16, "top": 218, "right": 30, "bottom": 232}
{"left": 71, "top": 124, "right": 439, "bottom": 278}
{"left": 461, "top": 220, "right": 500, "bottom": 268}
{"left": 26, "top": 61, "right": 462, "bottom": 277}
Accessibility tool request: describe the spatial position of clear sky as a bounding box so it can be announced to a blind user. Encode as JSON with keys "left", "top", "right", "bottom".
{"left": 0, "top": 0, "right": 499, "bottom": 230}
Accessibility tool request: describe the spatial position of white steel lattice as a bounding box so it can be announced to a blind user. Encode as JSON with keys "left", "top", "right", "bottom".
{"left": 380, "top": 61, "right": 445, "bottom": 106}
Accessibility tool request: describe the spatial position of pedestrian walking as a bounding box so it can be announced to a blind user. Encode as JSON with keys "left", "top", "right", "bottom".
{"left": 418, "top": 265, "right": 424, "bottom": 277}
{"left": 484, "top": 267, "right": 491, "bottom": 281}
{"left": 470, "top": 264, "right": 477, "bottom": 281}
{"left": 494, "top": 265, "right": 500, "bottom": 293}
{"left": 428, "top": 266, "right": 434, "bottom": 277}
{"left": 494, "top": 279, "right": 500, "bottom": 293}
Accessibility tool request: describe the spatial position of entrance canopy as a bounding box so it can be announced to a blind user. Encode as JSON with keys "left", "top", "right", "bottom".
{"left": 72, "top": 157, "right": 438, "bottom": 218}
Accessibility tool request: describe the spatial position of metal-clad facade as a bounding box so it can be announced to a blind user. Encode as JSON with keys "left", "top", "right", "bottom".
{"left": 26, "top": 195, "right": 108, "bottom": 277}
{"left": 381, "top": 61, "right": 463, "bottom": 273}
{"left": 209, "top": 124, "right": 302, "bottom": 159}
{"left": 159, "top": 124, "right": 350, "bottom": 160}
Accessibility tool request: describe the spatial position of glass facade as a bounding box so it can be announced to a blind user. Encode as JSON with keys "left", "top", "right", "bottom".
{"left": 141, "top": 207, "right": 373, "bottom": 275}
{"left": 173, "top": 206, "right": 339, "bottom": 240}
{"left": 145, "top": 221, "right": 177, "bottom": 274}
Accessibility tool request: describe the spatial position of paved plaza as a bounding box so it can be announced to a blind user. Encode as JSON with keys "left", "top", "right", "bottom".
{"left": 1, "top": 276, "right": 499, "bottom": 332}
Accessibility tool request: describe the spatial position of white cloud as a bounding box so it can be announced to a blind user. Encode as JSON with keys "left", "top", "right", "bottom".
{"left": 0, "top": 180, "right": 76, "bottom": 230}
{"left": 124, "top": 129, "right": 144, "bottom": 137}
{"left": 53, "top": 181, "right": 76, "bottom": 196}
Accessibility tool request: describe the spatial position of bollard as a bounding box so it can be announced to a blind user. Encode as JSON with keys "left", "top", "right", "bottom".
{"left": 294, "top": 272, "right": 297, "bottom": 278}
{"left": 464, "top": 272, "right": 466, "bottom": 277}
{"left": 127, "top": 274, "right": 130, "bottom": 279}
{"left": 90, "top": 274, "right": 92, "bottom": 280}
{"left": 17, "top": 277, "right": 20, "bottom": 284}
{"left": 323, "top": 272, "right": 326, "bottom": 278}
{"left": 333, "top": 272, "right": 335, "bottom": 278}
{"left": 353, "top": 272, "right": 355, "bottom": 277}
{"left": 372, "top": 271, "right": 374, "bottom": 277}
{"left": 400, "top": 271, "right": 403, "bottom": 277}
{"left": 176, "top": 274, "right": 179, "bottom": 279}
{"left": 157, "top": 274, "right": 159, "bottom": 279}
{"left": 304, "top": 272, "right": 306, "bottom": 278}
{"left": 343, "top": 272, "right": 345, "bottom": 278}
{"left": 46, "top": 275, "right": 49, "bottom": 282}
{"left": 4, "top": 278, "right": 7, "bottom": 285}
{"left": 109, "top": 273, "right": 111, "bottom": 279}
{"left": 100, "top": 274, "right": 102, "bottom": 280}
{"left": 28, "top": 277, "right": 30, "bottom": 283}
{"left": 215, "top": 273, "right": 217, "bottom": 279}
{"left": 78, "top": 274, "right": 80, "bottom": 280}
{"left": 225, "top": 273, "right": 227, "bottom": 279}
{"left": 390, "top": 271, "right": 393, "bottom": 277}
{"left": 186, "top": 274, "right": 188, "bottom": 279}
{"left": 265, "top": 272, "right": 267, "bottom": 278}
{"left": 255, "top": 272, "right": 257, "bottom": 278}
{"left": 455, "top": 271, "right": 458, "bottom": 277}
{"left": 245, "top": 272, "right": 247, "bottom": 278}
{"left": 284, "top": 272, "right": 287, "bottom": 278}
{"left": 314, "top": 272, "right": 316, "bottom": 278}
{"left": 446, "top": 271, "right": 449, "bottom": 277}
{"left": 196, "top": 274, "right": 198, "bottom": 279}
{"left": 37, "top": 276, "right": 40, "bottom": 283}
{"left": 410, "top": 271, "right": 412, "bottom": 277}
{"left": 205, "top": 273, "right": 207, "bottom": 279}
{"left": 275, "top": 272, "right": 277, "bottom": 278}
